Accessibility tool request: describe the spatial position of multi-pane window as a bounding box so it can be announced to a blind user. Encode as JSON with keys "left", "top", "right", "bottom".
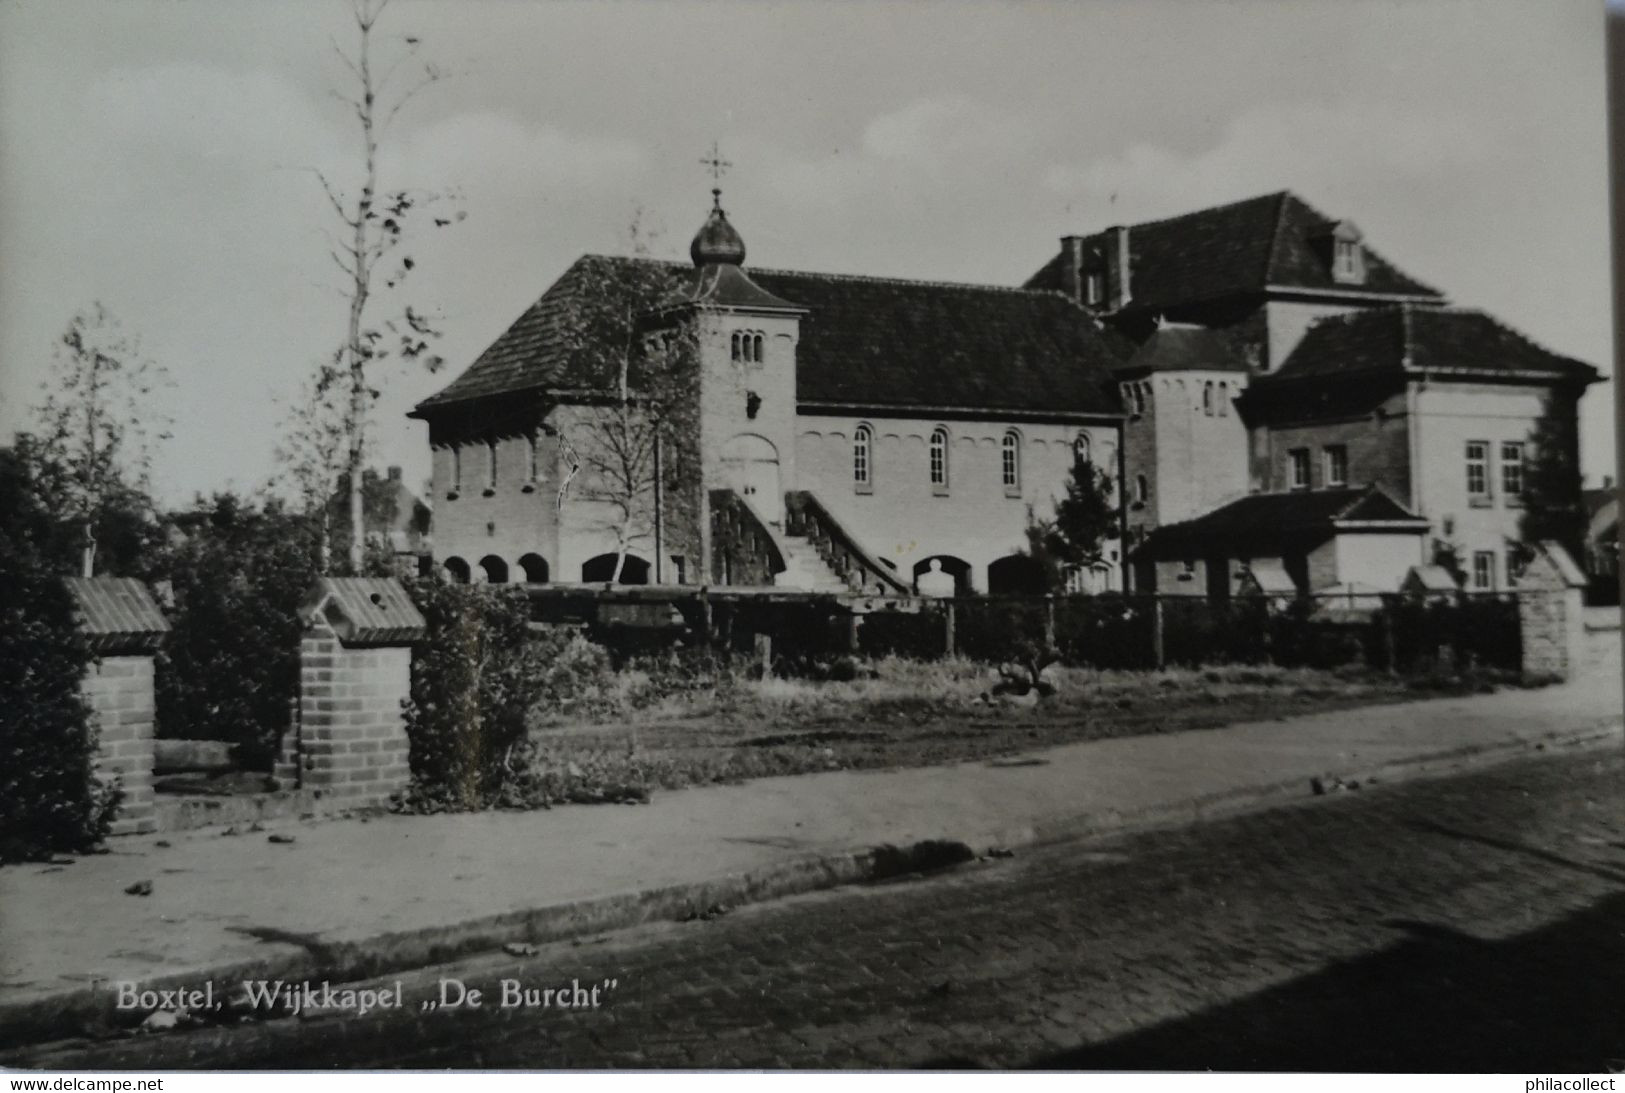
{"left": 1472, "top": 551, "right": 1496, "bottom": 591}
{"left": 1466, "top": 441, "right": 1490, "bottom": 499}
{"left": 929, "top": 427, "right": 949, "bottom": 489}
{"left": 1001, "top": 431, "right": 1020, "bottom": 491}
{"left": 1501, "top": 441, "right": 1525, "bottom": 498}
{"left": 1334, "top": 240, "right": 1362, "bottom": 281}
{"left": 1289, "top": 448, "right": 1310, "bottom": 490}
{"left": 1324, "top": 445, "right": 1348, "bottom": 487}
{"left": 853, "top": 425, "right": 872, "bottom": 489}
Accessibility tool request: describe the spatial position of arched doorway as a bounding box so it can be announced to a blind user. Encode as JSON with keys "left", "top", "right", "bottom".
{"left": 442, "top": 556, "right": 470, "bottom": 584}
{"left": 582, "top": 552, "right": 650, "bottom": 585}
{"left": 720, "top": 433, "right": 782, "bottom": 524}
{"left": 518, "top": 553, "right": 549, "bottom": 583}
{"left": 988, "top": 554, "right": 1048, "bottom": 595}
{"left": 478, "top": 555, "right": 509, "bottom": 584}
{"left": 913, "top": 554, "right": 972, "bottom": 596}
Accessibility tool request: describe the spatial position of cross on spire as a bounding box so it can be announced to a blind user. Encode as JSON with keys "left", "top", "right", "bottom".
{"left": 701, "top": 141, "right": 732, "bottom": 205}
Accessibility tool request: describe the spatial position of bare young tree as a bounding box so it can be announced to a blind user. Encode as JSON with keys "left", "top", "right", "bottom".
{"left": 30, "top": 304, "right": 173, "bottom": 576}
{"left": 561, "top": 220, "right": 702, "bottom": 584}
{"left": 310, "top": 0, "right": 460, "bottom": 572}
{"left": 273, "top": 349, "right": 350, "bottom": 569}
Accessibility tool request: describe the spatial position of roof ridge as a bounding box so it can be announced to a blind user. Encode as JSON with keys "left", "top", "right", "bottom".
{"left": 583, "top": 251, "right": 1062, "bottom": 299}
{"left": 1095, "top": 189, "right": 1292, "bottom": 237}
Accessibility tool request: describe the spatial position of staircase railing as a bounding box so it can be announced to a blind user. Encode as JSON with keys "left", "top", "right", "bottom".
{"left": 709, "top": 488, "right": 786, "bottom": 586}
{"left": 783, "top": 490, "right": 911, "bottom": 595}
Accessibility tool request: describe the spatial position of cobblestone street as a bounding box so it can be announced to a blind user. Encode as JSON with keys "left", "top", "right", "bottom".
{"left": 15, "top": 747, "right": 1625, "bottom": 1071}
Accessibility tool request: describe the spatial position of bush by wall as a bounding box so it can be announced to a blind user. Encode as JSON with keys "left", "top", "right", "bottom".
{"left": 154, "top": 495, "right": 322, "bottom": 769}
{"left": 0, "top": 449, "right": 118, "bottom": 862}
{"left": 399, "top": 581, "right": 553, "bottom": 811}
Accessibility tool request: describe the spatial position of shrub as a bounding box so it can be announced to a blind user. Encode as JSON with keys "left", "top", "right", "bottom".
{"left": 399, "top": 581, "right": 551, "bottom": 811}
{"left": 0, "top": 448, "right": 119, "bottom": 861}
{"left": 154, "top": 495, "right": 322, "bottom": 769}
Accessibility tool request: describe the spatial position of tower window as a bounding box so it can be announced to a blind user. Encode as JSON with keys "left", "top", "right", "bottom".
{"left": 733, "top": 330, "right": 764, "bottom": 363}
{"left": 929, "top": 427, "right": 949, "bottom": 492}
{"left": 1136, "top": 383, "right": 1148, "bottom": 414}
{"left": 485, "top": 438, "right": 498, "bottom": 492}
{"left": 1073, "top": 432, "right": 1091, "bottom": 466}
{"left": 1202, "top": 382, "right": 1214, "bottom": 416}
{"left": 526, "top": 433, "right": 539, "bottom": 482}
{"left": 449, "top": 445, "right": 461, "bottom": 496}
{"left": 1218, "top": 382, "right": 1229, "bottom": 417}
{"left": 853, "top": 425, "right": 872, "bottom": 492}
{"left": 1001, "top": 430, "right": 1021, "bottom": 493}
{"left": 1135, "top": 474, "right": 1148, "bottom": 506}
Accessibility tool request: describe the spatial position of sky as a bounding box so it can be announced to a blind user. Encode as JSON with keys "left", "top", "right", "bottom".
{"left": 0, "top": 0, "right": 1614, "bottom": 507}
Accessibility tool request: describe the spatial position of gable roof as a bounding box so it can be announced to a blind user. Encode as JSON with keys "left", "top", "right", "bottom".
{"left": 1025, "top": 191, "right": 1444, "bottom": 310}
{"left": 1263, "top": 306, "right": 1599, "bottom": 386}
{"left": 63, "top": 576, "right": 170, "bottom": 653}
{"left": 414, "top": 255, "right": 1126, "bottom": 419}
{"left": 1137, "top": 485, "right": 1427, "bottom": 560}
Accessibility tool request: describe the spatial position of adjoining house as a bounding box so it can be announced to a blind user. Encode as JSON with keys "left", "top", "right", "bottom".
{"left": 1583, "top": 477, "right": 1619, "bottom": 603}
{"left": 1028, "top": 190, "right": 1600, "bottom": 596}
{"left": 410, "top": 190, "right": 1126, "bottom": 595}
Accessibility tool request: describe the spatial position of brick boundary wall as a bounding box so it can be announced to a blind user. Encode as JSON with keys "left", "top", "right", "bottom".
{"left": 82, "top": 654, "right": 158, "bottom": 836}
{"left": 283, "top": 620, "right": 413, "bottom": 808}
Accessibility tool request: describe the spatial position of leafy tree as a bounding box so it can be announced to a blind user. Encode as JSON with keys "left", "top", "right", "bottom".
{"left": 0, "top": 445, "right": 118, "bottom": 861}
{"left": 28, "top": 304, "right": 171, "bottom": 577}
{"left": 1023, "top": 453, "right": 1119, "bottom": 591}
{"left": 310, "top": 0, "right": 460, "bottom": 573}
{"left": 1518, "top": 391, "right": 1587, "bottom": 563}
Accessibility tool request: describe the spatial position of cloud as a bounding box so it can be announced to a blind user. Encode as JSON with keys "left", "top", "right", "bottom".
{"left": 861, "top": 94, "right": 1038, "bottom": 173}
{"left": 385, "top": 112, "right": 643, "bottom": 195}
{"left": 1042, "top": 100, "right": 1500, "bottom": 218}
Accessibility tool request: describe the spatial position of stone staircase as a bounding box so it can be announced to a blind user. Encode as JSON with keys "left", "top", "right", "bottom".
{"left": 773, "top": 531, "right": 852, "bottom": 592}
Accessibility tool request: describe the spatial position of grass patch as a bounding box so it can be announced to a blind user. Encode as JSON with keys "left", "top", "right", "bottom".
{"left": 514, "top": 657, "right": 1517, "bottom": 807}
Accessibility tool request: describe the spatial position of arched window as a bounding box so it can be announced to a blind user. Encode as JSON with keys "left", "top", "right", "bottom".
{"left": 478, "top": 555, "right": 508, "bottom": 584}
{"left": 1202, "top": 382, "right": 1214, "bottom": 416}
{"left": 1218, "top": 382, "right": 1229, "bottom": 417}
{"left": 526, "top": 433, "right": 539, "bottom": 482}
{"left": 1001, "top": 430, "right": 1020, "bottom": 491}
{"left": 485, "top": 438, "right": 498, "bottom": 491}
{"left": 853, "top": 424, "right": 872, "bottom": 489}
{"left": 929, "top": 427, "right": 949, "bottom": 489}
{"left": 731, "top": 331, "right": 743, "bottom": 362}
{"left": 1135, "top": 474, "right": 1149, "bottom": 504}
{"left": 1073, "top": 432, "right": 1091, "bottom": 466}
{"left": 442, "top": 556, "right": 470, "bottom": 584}
{"left": 518, "top": 553, "right": 549, "bottom": 583}
{"left": 752, "top": 333, "right": 764, "bottom": 362}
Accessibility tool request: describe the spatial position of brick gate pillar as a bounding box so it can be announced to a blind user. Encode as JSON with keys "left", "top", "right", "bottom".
{"left": 1517, "top": 541, "right": 1588, "bottom": 682}
{"left": 290, "top": 578, "right": 425, "bottom": 808}
{"left": 63, "top": 577, "right": 170, "bottom": 836}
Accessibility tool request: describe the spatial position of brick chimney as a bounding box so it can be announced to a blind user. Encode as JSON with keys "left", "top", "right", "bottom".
{"left": 1106, "top": 225, "right": 1132, "bottom": 310}
{"left": 1059, "top": 235, "right": 1085, "bottom": 304}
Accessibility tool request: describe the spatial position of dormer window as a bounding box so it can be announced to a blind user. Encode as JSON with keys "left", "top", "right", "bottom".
{"left": 1326, "top": 220, "right": 1366, "bottom": 284}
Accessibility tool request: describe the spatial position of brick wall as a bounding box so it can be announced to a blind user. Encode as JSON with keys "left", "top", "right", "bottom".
{"left": 293, "top": 625, "right": 413, "bottom": 807}
{"left": 1518, "top": 547, "right": 1587, "bottom": 680}
{"left": 82, "top": 655, "right": 157, "bottom": 836}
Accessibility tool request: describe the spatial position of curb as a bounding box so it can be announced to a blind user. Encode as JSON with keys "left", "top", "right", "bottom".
{"left": 2, "top": 720, "right": 1618, "bottom": 1051}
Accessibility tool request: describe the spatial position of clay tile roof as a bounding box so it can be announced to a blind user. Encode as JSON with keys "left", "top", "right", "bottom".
{"left": 1264, "top": 306, "right": 1599, "bottom": 385}
{"left": 1026, "top": 191, "right": 1444, "bottom": 309}
{"left": 63, "top": 577, "right": 170, "bottom": 654}
{"left": 414, "top": 256, "right": 1126, "bottom": 420}
{"left": 303, "top": 577, "right": 426, "bottom": 646}
{"left": 1120, "top": 325, "right": 1249, "bottom": 375}
{"left": 1136, "top": 485, "right": 1426, "bottom": 560}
